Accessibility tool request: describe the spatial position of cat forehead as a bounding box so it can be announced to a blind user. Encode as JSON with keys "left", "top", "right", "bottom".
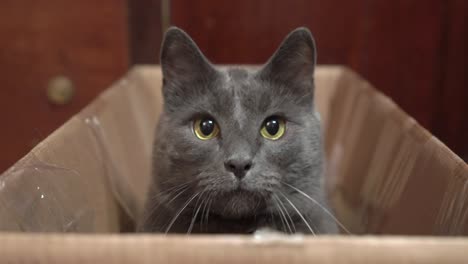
{"left": 225, "top": 68, "right": 250, "bottom": 81}
{"left": 222, "top": 67, "right": 253, "bottom": 89}
{"left": 215, "top": 67, "right": 277, "bottom": 113}
{"left": 220, "top": 67, "right": 265, "bottom": 100}
{"left": 219, "top": 68, "right": 256, "bottom": 127}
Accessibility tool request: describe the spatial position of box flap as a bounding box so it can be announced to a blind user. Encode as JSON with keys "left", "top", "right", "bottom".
{"left": 1, "top": 234, "right": 468, "bottom": 264}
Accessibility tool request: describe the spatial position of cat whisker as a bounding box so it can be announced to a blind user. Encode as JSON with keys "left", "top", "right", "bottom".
{"left": 278, "top": 191, "right": 316, "bottom": 236}
{"left": 187, "top": 190, "right": 207, "bottom": 234}
{"left": 199, "top": 192, "right": 208, "bottom": 232}
{"left": 165, "top": 191, "right": 201, "bottom": 234}
{"left": 151, "top": 179, "right": 196, "bottom": 201}
{"left": 200, "top": 190, "right": 213, "bottom": 232}
{"left": 280, "top": 181, "right": 351, "bottom": 234}
{"left": 156, "top": 174, "right": 198, "bottom": 187}
{"left": 268, "top": 210, "right": 276, "bottom": 230}
{"left": 155, "top": 177, "right": 181, "bottom": 188}
{"left": 275, "top": 193, "right": 296, "bottom": 233}
{"left": 150, "top": 182, "right": 186, "bottom": 200}
{"left": 272, "top": 195, "right": 288, "bottom": 233}
{"left": 147, "top": 178, "right": 198, "bottom": 217}
{"left": 144, "top": 183, "right": 191, "bottom": 225}
{"left": 165, "top": 185, "right": 191, "bottom": 204}
{"left": 272, "top": 193, "right": 292, "bottom": 234}
{"left": 204, "top": 192, "right": 214, "bottom": 232}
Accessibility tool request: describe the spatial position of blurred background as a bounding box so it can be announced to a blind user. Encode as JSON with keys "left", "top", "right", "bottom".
{"left": 0, "top": 0, "right": 467, "bottom": 172}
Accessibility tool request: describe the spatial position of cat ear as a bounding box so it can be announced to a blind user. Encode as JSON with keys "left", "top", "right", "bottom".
{"left": 257, "top": 27, "right": 316, "bottom": 94}
{"left": 160, "top": 27, "right": 217, "bottom": 85}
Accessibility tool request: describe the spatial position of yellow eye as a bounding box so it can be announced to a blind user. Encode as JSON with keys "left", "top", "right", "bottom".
{"left": 194, "top": 117, "right": 219, "bottom": 140}
{"left": 260, "top": 116, "right": 285, "bottom": 140}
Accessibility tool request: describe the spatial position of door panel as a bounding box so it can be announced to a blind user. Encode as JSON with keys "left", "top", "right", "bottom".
{"left": 0, "top": 0, "right": 129, "bottom": 172}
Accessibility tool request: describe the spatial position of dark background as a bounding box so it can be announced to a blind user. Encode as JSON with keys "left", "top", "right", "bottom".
{"left": 1, "top": 0, "right": 467, "bottom": 173}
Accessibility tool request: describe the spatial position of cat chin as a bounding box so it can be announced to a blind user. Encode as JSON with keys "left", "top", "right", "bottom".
{"left": 214, "top": 189, "right": 266, "bottom": 219}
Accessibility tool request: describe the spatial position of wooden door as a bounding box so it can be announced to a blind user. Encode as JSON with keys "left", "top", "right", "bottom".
{"left": 0, "top": 1, "right": 129, "bottom": 172}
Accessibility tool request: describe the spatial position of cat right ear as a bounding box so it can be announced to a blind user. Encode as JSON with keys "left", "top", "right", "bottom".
{"left": 160, "top": 27, "right": 217, "bottom": 85}
{"left": 257, "top": 27, "right": 317, "bottom": 98}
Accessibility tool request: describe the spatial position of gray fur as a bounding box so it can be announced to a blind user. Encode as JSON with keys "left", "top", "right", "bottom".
{"left": 139, "top": 27, "right": 338, "bottom": 234}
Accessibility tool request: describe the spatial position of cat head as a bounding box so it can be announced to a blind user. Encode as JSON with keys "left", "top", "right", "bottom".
{"left": 154, "top": 27, "right": 322, "bottom": 220}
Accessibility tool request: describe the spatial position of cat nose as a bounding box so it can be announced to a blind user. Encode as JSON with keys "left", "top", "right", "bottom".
{"left": 224, "top": 158, "right": 253, "bottom": 179}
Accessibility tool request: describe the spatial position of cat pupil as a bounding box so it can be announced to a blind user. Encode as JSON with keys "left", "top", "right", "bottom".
{"left": 265, "top": 118, "right": 279, "bottom": 135}
{"left": 200, "top": 119, "right": 215, "bottom": 135}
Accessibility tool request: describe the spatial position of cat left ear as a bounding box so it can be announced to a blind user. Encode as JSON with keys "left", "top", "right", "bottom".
{"left": 160, "top": 27, "right": 217, "bottom": 85}
{"left": 257, "top": 27, "right": 316, "bottom": 95}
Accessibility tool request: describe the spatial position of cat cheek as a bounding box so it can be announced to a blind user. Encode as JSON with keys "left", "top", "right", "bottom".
{"left": 265, "top": 138, "right": 304, "bottom": 169}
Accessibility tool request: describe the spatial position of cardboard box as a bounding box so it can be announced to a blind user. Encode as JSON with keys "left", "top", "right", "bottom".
{"left": 0, "top": 66, "right": 467, "bottom": 263}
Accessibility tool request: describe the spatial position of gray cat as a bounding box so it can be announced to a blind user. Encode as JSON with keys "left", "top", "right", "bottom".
{"left": 139, "top": 27, "right": 339, "bottom": 234}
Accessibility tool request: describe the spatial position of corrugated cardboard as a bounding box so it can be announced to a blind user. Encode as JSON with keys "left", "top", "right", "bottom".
{"left": 0, "top": 66, "right": 467, "bottom": 263}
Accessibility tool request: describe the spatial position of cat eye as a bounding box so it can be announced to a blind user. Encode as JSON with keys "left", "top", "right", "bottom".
{"left": 260, "top": 116, "right": 285, "bottom": 140}
{"left": 194, "top": 117, "right": 219, "bottom": 140}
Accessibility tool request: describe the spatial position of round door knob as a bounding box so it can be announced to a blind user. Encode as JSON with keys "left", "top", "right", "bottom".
{"left": 47, "top": 75, "right": 74, "bottom": 105}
